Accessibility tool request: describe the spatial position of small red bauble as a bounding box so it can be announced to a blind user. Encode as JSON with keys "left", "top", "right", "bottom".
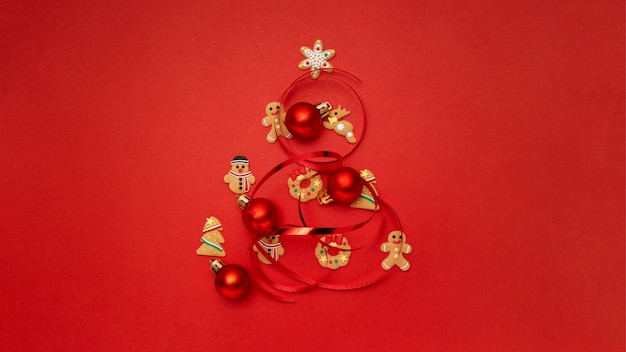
{"left": 327, "top": 167, "right": 363, "bottom": 204}
{"left": 242, "top": 198, "right": 279, "bottom": 235}
{"left": 215, "top": 264, "right": 251, "bottom": 300}
{"left": 285, "top": 102, "right": 322, "bottom": 140}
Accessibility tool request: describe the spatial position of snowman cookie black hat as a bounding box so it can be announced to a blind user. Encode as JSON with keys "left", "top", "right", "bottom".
{"left": 230, "top": 155, "right": 249, "bottom": 165}
{"left": 224, "top": 156, "right": 256, "bottom": 194}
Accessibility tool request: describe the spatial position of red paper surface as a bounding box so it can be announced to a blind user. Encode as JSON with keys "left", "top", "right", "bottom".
{"left": 1, "top": 1, "right": 623, "bottom": 351}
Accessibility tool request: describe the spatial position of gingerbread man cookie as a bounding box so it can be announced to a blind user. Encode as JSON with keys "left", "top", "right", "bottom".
{"left": 196, "top": 216, "right": 226, "bottom": 257}
{"left": 262, "top": 102, "right": 292, "bottom": 143}
{"left": 380, "top": 230, "right": 412, "bottom": 271}
{"left": 315, "top": 234, "right": 351, "bottom": 270}
{"left": 253, "top": 235, "right": 285, "bottom": 264}
{"left": 323, "top": 105, "right": 356, "bottom": 144}
{"left": 224, "top": 156, "right": 255, "bottom": 194}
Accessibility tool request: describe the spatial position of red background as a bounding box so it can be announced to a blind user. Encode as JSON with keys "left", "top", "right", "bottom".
{"left": 1, "top": 1, "right": 624, "bottom": 351}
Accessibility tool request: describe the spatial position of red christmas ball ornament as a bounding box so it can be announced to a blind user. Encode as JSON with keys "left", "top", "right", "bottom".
{"left": 214, "top": 263, "right": 251, "bottom": 300}
{"left": 285, "top": 102, "right": 322, "bottom": 140}
{"left": 327, "top": 167, "right": 363, "bottom": 204}
{"left": 242, "top": 197, "right": 279, "bottom": 235}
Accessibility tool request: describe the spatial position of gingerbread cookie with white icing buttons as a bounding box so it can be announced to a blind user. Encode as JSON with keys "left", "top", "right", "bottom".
{"left": 380, "top": 230, "right": 412, "bottom": 271}
{"left": 262, "top": 102, "right": 292, "bottom": 143}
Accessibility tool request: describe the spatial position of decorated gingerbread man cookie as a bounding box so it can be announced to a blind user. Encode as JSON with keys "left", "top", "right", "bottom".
{"left": 196, "top": 216, "right": 226, "bottom": 257}
{"left": 316, "top": 234, "right": 351, "bottom": 270}
{"left": 323, "top": 105, "right": 356, "bottom": 144}
{"left": 224, "top": 156, "right": 255, "bottom": 194}
{"left": 262, "top": 102, "right": 292, "bottom": 143}
{"left": 253, "top": 235, "right": 285, "bottom": 264}
{"left": 380, "top": 230, "right": 412, "bottom": 271}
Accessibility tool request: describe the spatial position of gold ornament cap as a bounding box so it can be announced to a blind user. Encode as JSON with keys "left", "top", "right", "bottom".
{"left": 237, "top": 194, "right": 251, "bottom": 210}
{"left": 210, "top": 259, "right": 225, "bottom": 274}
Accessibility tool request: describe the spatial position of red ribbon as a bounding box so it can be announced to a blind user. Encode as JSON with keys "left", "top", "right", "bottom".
{"left": 248, "top": 151, "right": 343, "bottom": 201}
{"left": 276, "top": 69, "right": 367, "bottom": 160}
{"left": 239, "top": 70, "right": 407, "bottom": 301}
{"left": 246, "top": 202, "right": 400, "bottom": 301}
{"left": 242, "top": 154, "right": 406, "bottom": 301}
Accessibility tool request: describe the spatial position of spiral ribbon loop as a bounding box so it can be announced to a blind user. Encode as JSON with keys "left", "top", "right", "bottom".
{"left": 240, "top": 69, "right": 405, "bottom": 301}
{"left": 243, "top": 153, "right": 404, "bottom": 301}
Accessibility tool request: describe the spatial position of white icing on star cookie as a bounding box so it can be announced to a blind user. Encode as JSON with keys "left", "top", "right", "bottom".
{"left": 298, "top": 39, "right": 335, "bottom": 80}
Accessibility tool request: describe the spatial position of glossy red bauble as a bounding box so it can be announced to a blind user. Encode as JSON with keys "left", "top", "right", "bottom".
{"left": 285, "top": 102, "right": 322, "bottom": 140}
{"left": 215, "top": 264, "right": 251, "bottom": 300}
{"left": 327, "top": 167, "right": 363, "bottom": 204}
{"left": 242, "top": 198, "right": 279, "bottom": 235}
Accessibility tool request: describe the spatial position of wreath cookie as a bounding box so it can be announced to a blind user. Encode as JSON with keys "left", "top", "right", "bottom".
{"left": 287, "top": 166, "right": 323, "bottom": 202}
{"left": 315, "top": 234, "right": 351, "bottom": 270}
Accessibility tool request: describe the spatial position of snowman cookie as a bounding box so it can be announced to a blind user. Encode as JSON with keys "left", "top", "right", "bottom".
{"left": 196, "top": 216, "right": 226, "bottom": 257}
{"left": 262, "top": 102, "right": 292, "bottom": 143}
{"left": 253, "top": 234, "right": 285, "bottom": 264}
{"left": 380, "top": 230, "right": 412, "bottom": 271}
{"left": 224, "top": 156, "right": 255, "bottom": 194}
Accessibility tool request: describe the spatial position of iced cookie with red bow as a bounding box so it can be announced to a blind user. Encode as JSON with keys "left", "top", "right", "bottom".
{"left": 224, "top": 156, "right": 255, "bottom": 194}
{"left": 316, "top": 234, "right": 351, "bottom": 270}
{"left": 380, "top": 230, "right": 412, "bottom": 271}
{"left": 253, "top": 234, "right": 285, "bottom": 264}
{"left": 287, "top": 166, "right": 323, "bottom": 202}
